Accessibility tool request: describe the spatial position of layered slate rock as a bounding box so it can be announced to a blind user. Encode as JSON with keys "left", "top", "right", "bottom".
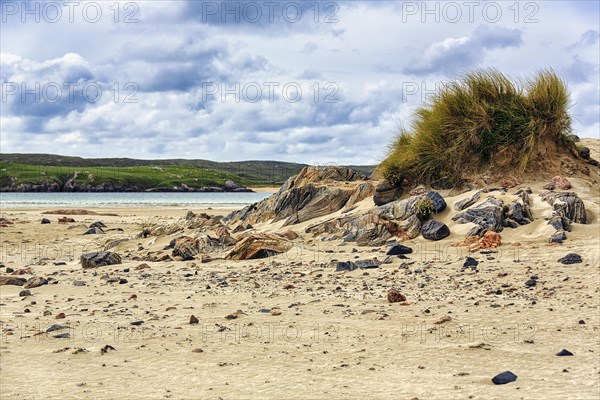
{"left": 540, "top": 191, "right": 587, "bottom": 224}
{"left": 306, "top": 214, "right": 399, "bottom": 247}
{"left": 421, "top": 220, "right": 450, "bottom": 240}
{"left": 227, "top": 166, "right": 375, "bottom": 226}
{"left": 373, "top": 180, "right": 403, "bottom": 206}
{"left": 80, "top": 251, "right": 122, "bottom": 269}
{"left": 452, "top": 196, "right": 505, "bottom": 233}
{"left": 454, "top": 191, "right": 481, "bottom": 211}
{"left": 226, "top": 233, "right": 293, "bottom": 260}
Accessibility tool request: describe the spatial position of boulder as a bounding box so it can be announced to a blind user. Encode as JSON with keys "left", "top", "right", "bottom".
{"left": 58, "top": 217, "right": 75, "bottom": 224}
{"left": 398, "top": 215, "right": 422, "bottom": 240}
{"left": 41, "top": 218, "right": 51, "bottom": 224}
{"left": 83, "top": 227, "right": 105, "bottom": 235}
{"left": 466, "top": 225, "right": 487, "bottom": 238}
{"left": 172, "top": 235, "right": 226, "bottom": 260}
{"left": 89, "top": 221, "right": 107, "bottom": 229}
{"left": 387, "top": 289, "right": 407, "bottom": 303}
{"left": 547, "top": 216, "right": 572, "bottom": 232}
{"left": 226, "top": 166, "right": 373, "bottom": 226}
{"left": 80, "top": 252, "right": 122, "bottom": 269}
{"left": 454, "top": 191, "right": 481, "bottom": 211}
{"left": 23, "top": 277, "right": 48, "bottom": 289}
{"left": 579, "top": 146, "right": 590, "bottom": 160}
{"left": 492, "top": 371, "right": 517, "bottom": 385}
{"left": 373, "top": 180, "right": 403, "bottom": 206}
{"left": 386, "top": 244, "right": 413, "bottom": 256}
{"left": 226, "top": 233, "right": 292, "bottom": 260}
{"left": 426, "top": 191, "right": 446, "bottom": 213}
{"left": 540, "top": 192, "right": 586, "bottom": 224}
{"left": 550, "top": 231, "right": 567, "bottom": 243}
{"left": 505, "top": 201, "right": 532, "bottom": 225}
{"left": 558, "top": 253, "right": 582, "bottom": 265}
{"left": 306, "top": 213, "right": 398, "bottom": 247}
{"left": 0, "top": 276, "right": 27, "bottom": 286}
{"left": 452, "top": 196, "right": 504, "bottom": 232}
{"left": 421, "top": 220, "right": 450, "bottom": 241}
{"left": 550, "top": 176, "right": 571, "bottom": 190}
{"left": 335, "top": 261, "right": 358, "bottom": 272}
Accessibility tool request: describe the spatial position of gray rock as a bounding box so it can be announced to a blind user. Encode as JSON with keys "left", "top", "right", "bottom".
{"left": 80, "top": 251, "right": 122, "bottom": 269}
{"left": 540, "top": 192, "right": 587, "bottom": 224}
{"left": 421, "top": 220, "right": 450, "bottom": 241}
{"left": 492, "top": 371, "right": 517, "bottom": 385}
{"left": 548, "top": 216, "right": 572, "bottom": 232}
{"left": 558, "top": 253, "right": 582, "bottom": 265}
{"left": 556, "top": 349, "right": 573, "bottom": 356}
{"left": 19, "top": 289, "right": 31, "bottom": 297}
{"left": 73, "top": 280, "right": 87, "bottom": 286}
{"left": 579, "top": 146, "right": 590, "bottom": 160}
{"left": 452, "top": 196, "right": 504, "bottom": 232}
{"left": 83, "top": 227, "right": 105, "bottom": 235}
{"left": 454, "top": 191, "right": 481, "bottom": 211}
{"left": 373, "top": 180, "right": 403, "bottom": 206}
{"left": 466, "top": 225, "right": 487, "bottom": 238}
{"left": 550, "top": 231, "right": 567, "bottom": 244}
{"left": 89, "top": 221, "right": 107, "bottom": 229}
{"left": 41, "top": 218, "right": 51, "bottom": 224}
{"left": 426, "top": 191, "right": 446, "bottom": 213}
{"left": 386, "top": 244, "right": 413, "bottom": 255}
{"left": 23, "top": 277, "right": 48, "bottom": 289}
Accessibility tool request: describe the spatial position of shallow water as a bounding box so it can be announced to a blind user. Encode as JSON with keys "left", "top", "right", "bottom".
{"left": 0, "top": 192, "right": 272, "bottom": 209}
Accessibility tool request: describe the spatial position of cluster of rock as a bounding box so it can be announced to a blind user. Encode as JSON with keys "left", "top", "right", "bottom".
{"left": 76, "top": 167, "right": 590, "bottom": 265}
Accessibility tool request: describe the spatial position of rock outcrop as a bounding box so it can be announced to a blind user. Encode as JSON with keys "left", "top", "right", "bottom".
{"left": 540, "top": 191, "right": 587, "bottom": 224}
{"left": 452, "top": 196, "right": 505, "bottom": 233}
{"left": 373, "top": 180, "right": 403, "bottom": 206}
{"left": 226, "top": 233, "right": 293, "bottom": 260}
{"left": 454, "top": 191, "right": 481, "bottom": 211}
{"left": 80, "top": 252, "right": 122, "bottom": 269}
{"left": 227, "top": 166, "right": 374, "bottom": 226}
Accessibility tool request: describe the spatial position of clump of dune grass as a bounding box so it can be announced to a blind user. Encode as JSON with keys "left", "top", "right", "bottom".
{"left": 380, "top": 68, "right": 574, "bottom": 186}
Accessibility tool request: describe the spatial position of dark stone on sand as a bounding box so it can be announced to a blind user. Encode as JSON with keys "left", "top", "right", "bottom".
{"left": 421, "top": 220, "right": 450, "bottom": 241}
{"left": 525, "top": 279, "right": 537, "bottom": 287}
{"left": 426, "top": 191, "right": 446, "bottom": 213}
{"left": 556, "top": 349, "right": 573, "bottom": 356}
{"left": 558, "top": 253, "right": 582, "bottom": 265}
{"left": 492, "top": 371, "right": 517, "bottom": 385}
{"left": 41, "top": 218, "right": 51, "bottom": 224}
{"left": 386, "top": 244, "right": 413, "bottom": 256}
{"left": 463, "top": 257, "right": 478, "bottom": 268}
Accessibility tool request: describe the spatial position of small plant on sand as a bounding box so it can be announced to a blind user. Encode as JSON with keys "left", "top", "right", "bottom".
{"left": 379, "top": 68, "right": 573, "bottom": 186}
{"left": 417, "top": 198, "right": 435, "bottom": 221}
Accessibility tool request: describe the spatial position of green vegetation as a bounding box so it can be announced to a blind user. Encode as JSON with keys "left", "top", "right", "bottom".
{"left": 380, "top": 69, "right": 574, "bottom": 186}
{"left": 0, "top": 155, "right": 376, "bottom": 190}
{"left": 416, "top": 198, "right": 435, "bottom": 222}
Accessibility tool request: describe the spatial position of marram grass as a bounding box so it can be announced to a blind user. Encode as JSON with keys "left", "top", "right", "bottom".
{"left": 380, "top": 69, "right": 573, "bottom": 186}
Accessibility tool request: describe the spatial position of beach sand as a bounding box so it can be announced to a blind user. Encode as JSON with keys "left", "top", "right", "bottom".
{"left": 0, "top": 177, "right": 599, "bottom": 399}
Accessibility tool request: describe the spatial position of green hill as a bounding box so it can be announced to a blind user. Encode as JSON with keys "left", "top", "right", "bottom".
{"left": 0, "top": 154, "right": 375, "bottom": 191}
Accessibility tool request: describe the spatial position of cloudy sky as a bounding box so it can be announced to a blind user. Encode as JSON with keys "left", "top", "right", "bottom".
{"left": 1, "top": 0, "right": 598, "bottom": 164}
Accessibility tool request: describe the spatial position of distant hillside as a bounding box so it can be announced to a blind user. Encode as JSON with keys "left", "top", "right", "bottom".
{"left": 0, "top": 153, "right": 375, "bottom": 192}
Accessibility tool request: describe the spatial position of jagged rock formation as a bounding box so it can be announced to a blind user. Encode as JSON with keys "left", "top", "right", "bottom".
{"left": 454, "top": 191, "right": 481, "bottom": 211}
{"left": 452, "top": 196, "right": 505, "bottom": 233}
{"left": 80, "top": 252, "right": 122, "bottom": 269}
{"left": 540, "top": 191, "right": 587, "bottom": 224}
{"left": 226, "top": 233, "right": 293, "bottom": 260}
{"left": 226, "top": 166, "right": 375, "bottom": 226}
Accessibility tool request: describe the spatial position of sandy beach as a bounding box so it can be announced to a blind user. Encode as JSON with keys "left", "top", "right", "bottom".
{"left": 1, "top": 171, "right": 599, "bottom": 400}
